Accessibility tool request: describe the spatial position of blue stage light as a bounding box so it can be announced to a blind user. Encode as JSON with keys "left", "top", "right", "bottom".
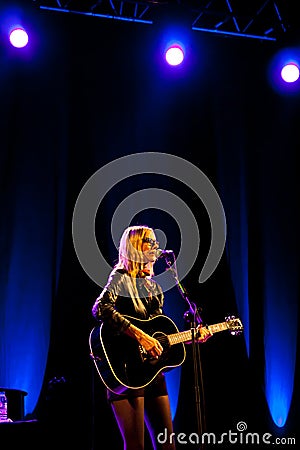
{"left": 165, "top": 45, "right": 184, "bottom": 66}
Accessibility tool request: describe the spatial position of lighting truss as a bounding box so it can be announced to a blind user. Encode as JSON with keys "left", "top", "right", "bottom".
{"left": 32, "top": 0, "right": 293, "bottom": 41}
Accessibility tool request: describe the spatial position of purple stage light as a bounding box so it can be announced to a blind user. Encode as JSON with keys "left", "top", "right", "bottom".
{"left": 9, "top": 27, "right": 29, "bottom": 48}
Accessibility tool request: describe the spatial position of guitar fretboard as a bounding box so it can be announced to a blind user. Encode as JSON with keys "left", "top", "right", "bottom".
{"left": 168, "top": 322, "right": 230, "bottom": 346}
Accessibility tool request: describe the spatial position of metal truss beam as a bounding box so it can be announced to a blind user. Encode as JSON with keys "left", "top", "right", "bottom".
{"left": 32, "top": 0, "right": 293, "bottom": 41}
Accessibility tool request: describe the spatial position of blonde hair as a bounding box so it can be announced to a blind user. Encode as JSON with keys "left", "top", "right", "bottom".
{"left": 115, "top": 225, "right": 154, "bottom": 277}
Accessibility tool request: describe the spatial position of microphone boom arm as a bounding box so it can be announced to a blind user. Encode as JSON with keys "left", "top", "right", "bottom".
{"left": 160, "top": 251, "right": 203, "bottom": 325}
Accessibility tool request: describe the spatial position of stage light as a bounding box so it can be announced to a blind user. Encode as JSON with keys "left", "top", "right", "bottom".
{"left": 268, "top": 47, "right": 300, "bottom": 94}
{"left": 281, "top": 63, "right": 300, "bottom": 83}
{"left": 9, "top": 27, "right": 29, "bottom": 48}
{"left": 165, "top": 45, "right": 184, "bottom": 66}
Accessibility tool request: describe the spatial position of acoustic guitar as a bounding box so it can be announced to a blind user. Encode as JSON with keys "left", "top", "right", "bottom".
{"left": 89, "top": 314, "right": 243, "bottom": 394}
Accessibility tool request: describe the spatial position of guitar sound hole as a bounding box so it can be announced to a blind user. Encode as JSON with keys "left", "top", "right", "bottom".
{"left": 156, "top": 334, "right": 170, "bottom": 351}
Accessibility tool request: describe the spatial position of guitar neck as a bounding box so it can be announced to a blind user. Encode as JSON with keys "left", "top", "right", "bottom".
{"left": 168, "top": 322, "right": 230, "bottom": 346}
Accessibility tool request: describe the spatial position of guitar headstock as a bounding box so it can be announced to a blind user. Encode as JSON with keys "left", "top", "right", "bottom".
{"left": 225, "top": 315, "right": 244, "bottom": 335}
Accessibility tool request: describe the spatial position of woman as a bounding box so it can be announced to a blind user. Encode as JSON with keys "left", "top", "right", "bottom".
{"left": 92, "top": 225, "right": 211, "bottom": 450}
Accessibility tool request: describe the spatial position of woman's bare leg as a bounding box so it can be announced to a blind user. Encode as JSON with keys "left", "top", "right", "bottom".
{"left": 144, "top": 395, "right": 176, "bottom": 450}
{"left": 111, "top": 397, "right": 145, "bottom": 450}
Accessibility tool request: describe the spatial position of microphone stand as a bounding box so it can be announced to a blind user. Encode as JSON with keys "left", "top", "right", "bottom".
{"left": 162, "top": 252, "right": 206, "bottom": 449}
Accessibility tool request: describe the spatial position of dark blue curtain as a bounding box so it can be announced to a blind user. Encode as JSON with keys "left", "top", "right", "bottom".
{"left": 0, "top": 10, "right": 68, "bottom": 413}
{"left": 213, "top": 44, "right": 299, "bottom": 430}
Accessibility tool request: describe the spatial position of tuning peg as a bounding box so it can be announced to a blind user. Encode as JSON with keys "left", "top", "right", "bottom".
{"left": 225, "top": 315, "right": 236, "bottom": 321}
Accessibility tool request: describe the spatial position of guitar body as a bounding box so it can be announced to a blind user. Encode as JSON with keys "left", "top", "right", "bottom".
{"left": 89, "top": 315, "right": 186, "bottom": 394}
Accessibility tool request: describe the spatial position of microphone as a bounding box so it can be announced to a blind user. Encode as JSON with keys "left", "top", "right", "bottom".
{"left": 156, "top": 249, "right": 174, "bottom": 258}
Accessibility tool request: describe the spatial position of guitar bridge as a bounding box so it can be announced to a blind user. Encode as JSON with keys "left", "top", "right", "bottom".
{"left": 138, "top": 345, "right": 148, "bottom": 362}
